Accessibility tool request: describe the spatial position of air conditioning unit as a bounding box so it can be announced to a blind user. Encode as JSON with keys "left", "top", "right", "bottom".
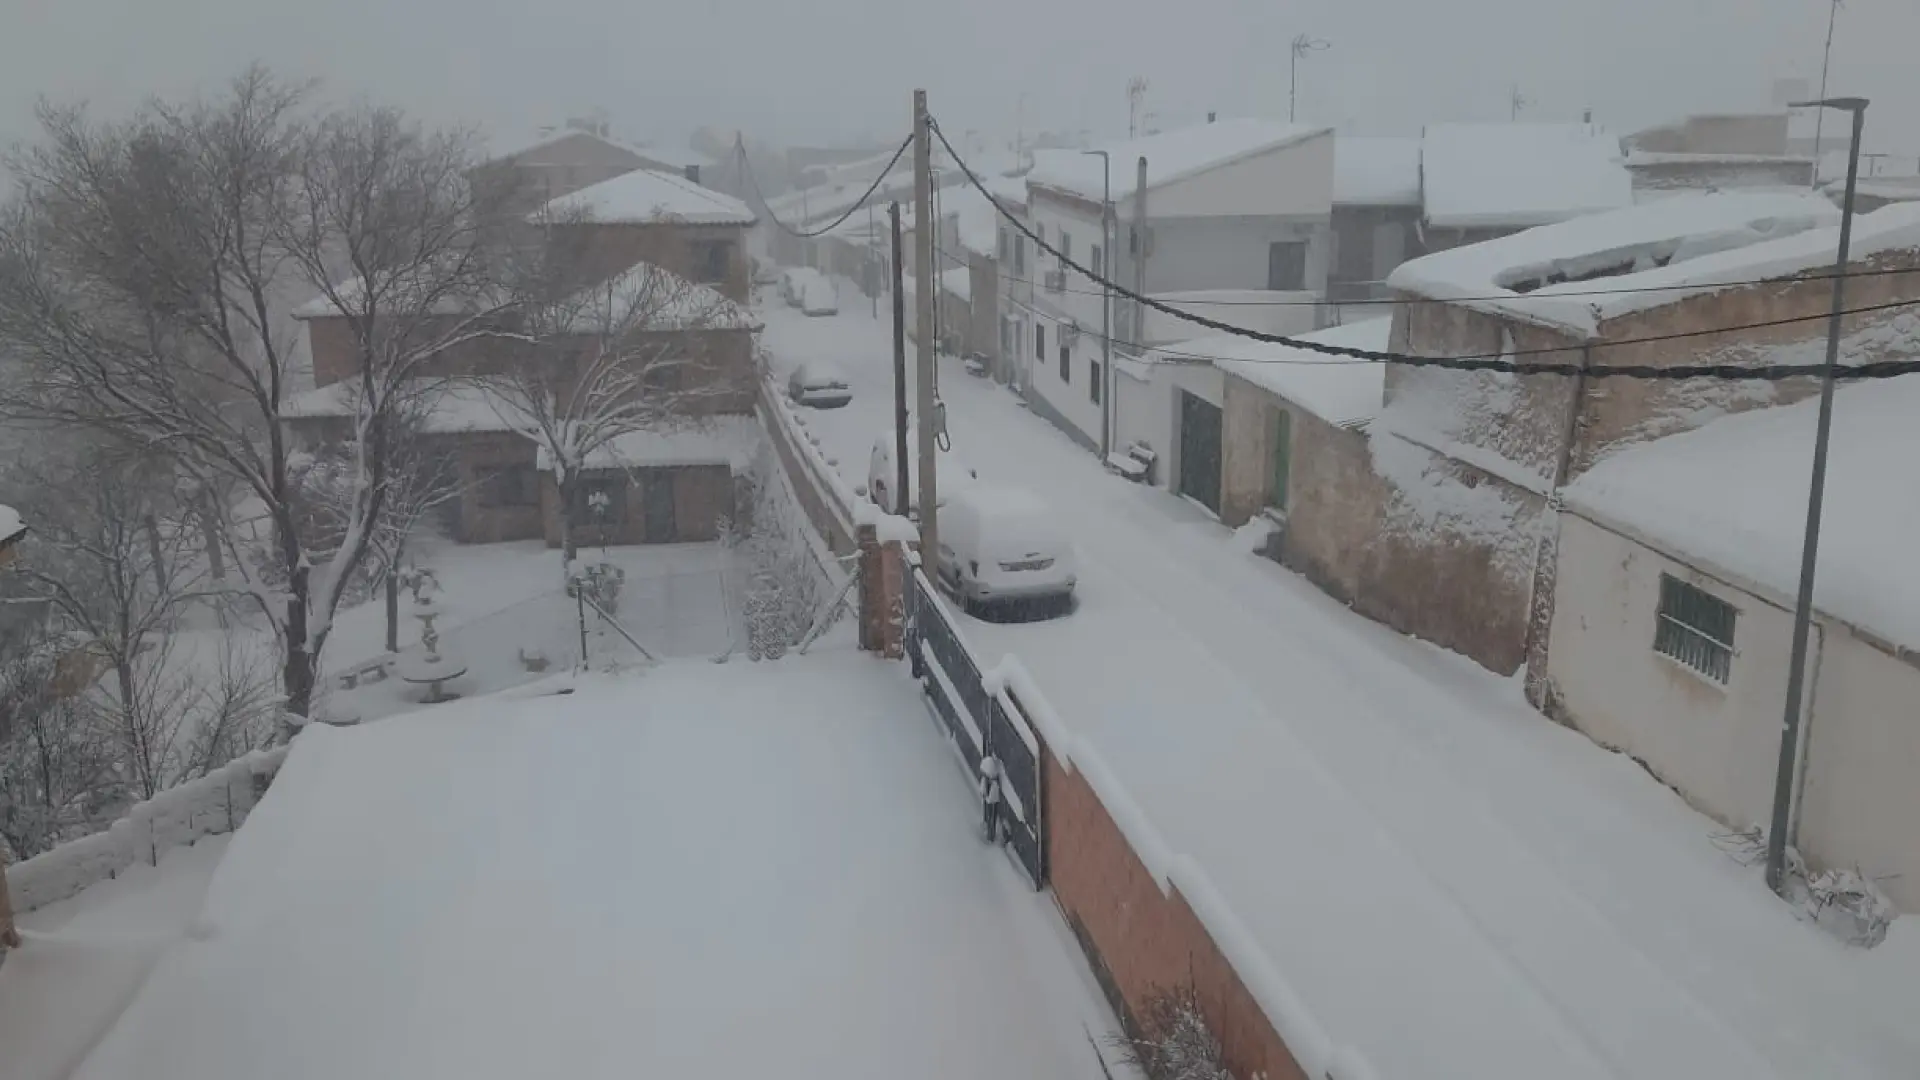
{"left": 1044, "top": 269, "right": 1067, "bottom": 293}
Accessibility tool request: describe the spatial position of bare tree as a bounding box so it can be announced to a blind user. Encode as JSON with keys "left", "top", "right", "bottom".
{"left": 0, "top": 67, "right": 532, "bottom": 715}
{"left": 0, "top": 625, "right": 117, "bottom": 860}
{"left": 486, "top": 251, "right": 748, "bottom": 564}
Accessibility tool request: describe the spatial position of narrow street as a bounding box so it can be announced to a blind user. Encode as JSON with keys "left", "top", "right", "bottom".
{"left": 761, "top": 294, "right": 1920, "bottom": 1080}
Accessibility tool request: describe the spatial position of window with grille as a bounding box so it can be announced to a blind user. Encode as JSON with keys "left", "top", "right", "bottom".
{"left": 1059, "top": 342, "right": 1071, "bottom": 383}
{"left": 1654, "top": 575, "right": 1736, "bottom": 683}
{"left": 1035, "top": 323, "right": 1045, "bottom": 361}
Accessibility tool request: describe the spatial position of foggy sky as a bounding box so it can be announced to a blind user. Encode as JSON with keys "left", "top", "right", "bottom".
{"left": 3, "top": 0, "right": 1917, "bottom": 157}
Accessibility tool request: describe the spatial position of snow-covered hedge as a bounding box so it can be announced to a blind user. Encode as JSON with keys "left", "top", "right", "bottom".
{"left": 7, "top": 745, "right": 289, "bottom": 912}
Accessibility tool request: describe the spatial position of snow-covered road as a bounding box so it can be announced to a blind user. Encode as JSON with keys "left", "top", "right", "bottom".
{"left": 762, "top": 294, "right": 1920, "bottom": 1080}
{"left": 60, "top": 652, "right": 1116, "bottom": 1080}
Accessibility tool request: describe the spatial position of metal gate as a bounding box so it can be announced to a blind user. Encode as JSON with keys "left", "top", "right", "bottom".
{"left": 906, "top": 566, "right": 1045, "bottom": 888}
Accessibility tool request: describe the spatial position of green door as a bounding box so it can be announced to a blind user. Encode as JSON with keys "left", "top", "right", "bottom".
{"left": 1178, "top": 391, "right": 1223, "bottom": 515}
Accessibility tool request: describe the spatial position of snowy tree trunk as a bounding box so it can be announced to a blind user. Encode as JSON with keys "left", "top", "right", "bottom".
{"left": 385, "top": 562, "right": 401, "bottom": 655}
{"left": 283, "top": 562, "right": 317, "bottom": 721}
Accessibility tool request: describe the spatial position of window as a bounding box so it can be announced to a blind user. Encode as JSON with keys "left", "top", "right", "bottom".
{"left": 1267, "top": 241, "right": 1308, "bottom": 291}
{"left": 571, "top": 476, "right": 627, "bottom": 525}
{"left": 997, "top": 227, "right": 1011, "bottom": 263}
{"left": 1014, "top": 235, "right": 1026, "bottom": 275}
{"left": 690, "top": 240, "right": 732, "bottom": 285}
{"left": 1268, "top": 408, "right": 1292, "bottom": 510}
{"left": 1654, "top": 575, "right": 1736, "bottom": 683}
{"left": 1059, "top": 230, "right": 1072, "bottom": 264}
{"left": 1089, "top": 359, "right": 1102, "bottom": 403}
{"left": 1059, "top": 342, "right": 1070, "bottom": 383}
{"left": 1091, "top": 245, "right": 1104, "bottom": 279}
{"left": 476, "top": 465, "right": 539, "bottom": 508}
{"left": 1035, "top": 323, "right": 1045, "bottom": 361}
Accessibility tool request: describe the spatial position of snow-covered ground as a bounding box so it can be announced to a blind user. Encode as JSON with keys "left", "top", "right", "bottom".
{"left": 0, "top": 837, "right": 230, "bottom": 1080}
{"left": 54, "top": 652, "right": 1117, "bottom": 1080}
{"left": 760, "top": 296, "right": 1920, "bottom": 1080}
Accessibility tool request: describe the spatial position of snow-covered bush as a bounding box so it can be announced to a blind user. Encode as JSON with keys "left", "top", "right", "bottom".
{"left": 1112, "top": 984, "right": 1233, "bottom": 1080}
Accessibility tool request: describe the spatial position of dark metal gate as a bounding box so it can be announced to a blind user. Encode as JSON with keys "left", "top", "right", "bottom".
{"left": 905, "top": 565, "right": 1045, "bottom": 888}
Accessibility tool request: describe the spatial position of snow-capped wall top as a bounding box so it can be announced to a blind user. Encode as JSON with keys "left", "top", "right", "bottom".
{"left": 1385, "top": 191, "right": 1884, "bottom": 337}
{"left": 1182, "top": 317, "right": 1391, "bottom": 429}
{"left": 0, "top": 504, "right": 24, "bottom": 544}
{"left": 1028, "top": 118, "right": 1328, "bottom": 202}
{"left": 1335, "top": 136, "right": 1423, "bottom": 207}
{"left": 1566, "top": 356, "right": 1920, "bottom": 650}
{"left": 539, "top": 168, "right": 756, "bottom": 226}
{"left": 1421, "top": 123, "right": 1632, "bottom": 229}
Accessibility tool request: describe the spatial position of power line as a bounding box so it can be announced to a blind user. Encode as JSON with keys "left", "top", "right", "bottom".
{"left": 928, "top": 118, "right": 1920, "bottom": 382}
{"left": 737, "top": 134, "right": 912, "bottom": 240}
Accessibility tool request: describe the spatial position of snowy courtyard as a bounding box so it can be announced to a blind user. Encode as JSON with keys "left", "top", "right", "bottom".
{"left": 32, "top": 652, "right": 1115, "bottom": 1080}
{"left": 760, "top": 291, "right": 1920, "bottom": 1080}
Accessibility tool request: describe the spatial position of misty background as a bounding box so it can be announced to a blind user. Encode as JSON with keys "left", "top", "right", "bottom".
{"left": 3, "top": 0, "right": 1917, "bottom": 155}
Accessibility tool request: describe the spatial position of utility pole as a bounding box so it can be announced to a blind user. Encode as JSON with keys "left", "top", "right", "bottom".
{"left": 1127, "top": 77, "right": 1149, "bottom": 139}
{"left": 868, "top": 202, "right": 879, "bottom": 319}
{"left": 1765, "top": 95, "right": 1869, "bottom": 898}
{"left": 890, "top": 202, "right": 910, "bottom": 518}
{"left": 1131, "top": 156, "right": 1149, "bottom": 348}
{"left": 912, "top": 90, "right": 940, "bottom": 579}
{"left": 1083, "top": 149, "right": 1113, "bottom": 458}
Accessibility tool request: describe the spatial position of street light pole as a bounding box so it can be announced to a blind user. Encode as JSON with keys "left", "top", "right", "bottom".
{"left": 1764, "top": 95, "right": 1870, "bottom": 898}
{"left": 1289, "top": 34, "right": 1330, "bottom": 124}
{"left": 1083, "top": 149, "right": 1113, "bottom": 459}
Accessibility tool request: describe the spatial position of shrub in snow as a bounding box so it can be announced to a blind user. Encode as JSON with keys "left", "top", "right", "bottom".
{"left": 1803, "top": 867, "right": 1896, "bottom": 948}
{"left": 1112, "top": 983, "right": 1233, "bottom": 1080}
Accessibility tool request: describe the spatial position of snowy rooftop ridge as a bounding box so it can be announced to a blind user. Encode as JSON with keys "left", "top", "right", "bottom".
{"left": 1383, "top": 192, "right": 1913, "bottom": 338}
{"left": 539, "top": 167, "right": 756, "bottom": 226}
{"left": 536, "top": 415, "right": 760, "bottom": 472}
{"left": 482, "top": 126, "right": 643, "bottom": 167}
{"left": 1184, "top": 317, "right": 1391, "bottom": 429}
{"left": 1421, "top": 122, "right": 1632, "bottom": 229}
{"left": 1565, "top": 359, "right": 1920, "bottom": 651}
{"left": 1027, "top": 118, "right": 1329, "bottom": 202}
{"left": 1334, "top": 136, "right": 1423, "bottom": 207}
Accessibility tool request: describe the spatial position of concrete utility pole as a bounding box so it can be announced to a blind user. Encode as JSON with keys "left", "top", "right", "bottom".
{"left": 1083, "top": 149, "right": 1114, "bottom": 458}
{"left": 912, "top": 90, "right": 940, "bottom": 580}
{"left": 891, "top": 202, "right": 910, "bottom": 518}
{"left": 1765, "top": 95, "right": 1869, "bottom": 899}
{"left": 1131, "top": 156, "right": 1149, "bottom": 348}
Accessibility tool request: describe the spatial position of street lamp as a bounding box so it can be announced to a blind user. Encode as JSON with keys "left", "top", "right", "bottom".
{"left": 1082, "top": 149, "right": 1114, "bottom": 458}
{"left": 1289, "top": 34, "right": 1331, "bottom": 124}
{"left": 1764, "top": 95, "right": 1870, "bottom": 899}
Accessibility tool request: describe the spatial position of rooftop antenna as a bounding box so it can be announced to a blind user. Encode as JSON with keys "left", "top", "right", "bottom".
{"left": 1509, "top": 85, "right": 1532, "bottom": 121}
{"left": 1127, "top": 77, "right": 1150, "bottom": 138}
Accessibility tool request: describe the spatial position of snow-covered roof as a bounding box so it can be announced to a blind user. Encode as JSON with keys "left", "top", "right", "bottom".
{"left": 558, "top": 261, "right": 759, "bottom": 333}
{"left": 538, "top": 416, "right": 759, "bottom": 472}
{"left": 483, "top": 127, "right": 642, "bottom": 167}
{"left": 1191, "top": 317, "right": 1390, "bottom": 428}
{"left": 282, "top": 380, "right": 526, "bottom": 434}
{"left": 949, "top": 186, "right": 1004, "bottom": 257}
{"left": 1421, "top": 123, "right": 1632, "bottom": 229}
{"left": 1028, "top": 119, "right": 1329, "bottom": 202}
{"left": 939, "top": 266, "right": 973, "bottom": 302}
{"left": 1386, "top": 191, "right": 1893, "bottom": 338}
{"left": 291, "top": 276, "right": 496, "bottom": 320}
{"left": 0, "top": 504, "right": 24, "bottom": 543}
{"left": 1335, "top": 137, "right": 1423, "bottom": 206}
{"left": 540, "top": 167, "right": 755, "bottom": 226}
{"left": 1566, "top": 365, "right": 1920, "bottom": 650}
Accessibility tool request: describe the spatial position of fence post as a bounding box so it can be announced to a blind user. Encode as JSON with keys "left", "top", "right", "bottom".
{"left": 855, "top": 523, "right": 907, "bottom": 660}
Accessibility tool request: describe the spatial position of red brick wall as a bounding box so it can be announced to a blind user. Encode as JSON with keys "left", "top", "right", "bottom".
{"left": 1046, "top": 756, "right": 1312, "bottom": 1080}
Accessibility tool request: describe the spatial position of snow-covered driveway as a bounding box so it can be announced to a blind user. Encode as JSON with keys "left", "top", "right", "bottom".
{"left": 761, "top": 297, "right": 1920, "bottom": 1080}
{"left": 62, "top": 653, "right": 1114, "bottom": 1080}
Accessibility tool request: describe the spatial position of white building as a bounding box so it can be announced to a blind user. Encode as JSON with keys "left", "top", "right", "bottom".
{"left": 1019, "top": 119, "right": 1336, "bottom": 453}
{"left": 1549, "top": 373, "right": 1920, "bottom": 911}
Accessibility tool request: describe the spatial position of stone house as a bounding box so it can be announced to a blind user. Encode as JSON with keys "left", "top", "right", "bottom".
{"left": 1622, "top": 112, "right": 1815, "bottom": 197}
{"left": 1549, "top": 375, "right": 1920, "bottom": 911}
{"left": 1025, "top": 118, "right": 1336, "bottom": 454}
{"left": 286, "top": 254, "right": 762, "bottom": 550}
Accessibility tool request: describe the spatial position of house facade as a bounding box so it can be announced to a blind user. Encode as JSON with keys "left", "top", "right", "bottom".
{"left": 1024, "top": 119, "right": 1336, "bottom": 455}
{"left": 1329, "top": 136, "right": 1424, "bottom": 307}
{"left": 1548, "top": 378, "right": 1920, "bottom": 911}
{"left": 1206, "top": 195, "right": 1920, "bottom": 680}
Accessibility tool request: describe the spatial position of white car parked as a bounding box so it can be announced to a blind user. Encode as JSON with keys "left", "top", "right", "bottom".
{"left": 787, "top": 359, "right": 853, "bottom": 409}
{"left": 935, "top": 485, "right": 1076, "bottom": 616}
{"left": 867, "top": 429, "right": 977, "bottom": 517}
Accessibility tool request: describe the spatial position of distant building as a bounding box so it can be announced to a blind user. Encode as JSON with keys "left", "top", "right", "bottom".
{"left": 1623, "top": 112, "right": 1815, "bottom": 197}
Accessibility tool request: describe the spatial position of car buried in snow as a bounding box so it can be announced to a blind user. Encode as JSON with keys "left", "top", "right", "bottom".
{"left": 787, "top": 359, "right": 853, "bottom": 409}
{"left": 934, "top": 484, "right": 1076, "bottom": 618}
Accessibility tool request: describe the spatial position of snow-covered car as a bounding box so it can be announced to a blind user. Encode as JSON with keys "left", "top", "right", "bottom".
{"left": 935, "top": 485, "right": 1076, "bottom": 616}
{"left": 787, "top": 360, "right": 853, "bottom": 409}
{"left": 751, "top": 259, "right": 782, "bottom": 286}
{"left": 778, "top": 267, "right": 810, "bottom": 306}
{"left": 867, "top": 429, "right": 978, "bottom": 517}
{"left": 799, "top": 276, "right": 838, "bottom": 317}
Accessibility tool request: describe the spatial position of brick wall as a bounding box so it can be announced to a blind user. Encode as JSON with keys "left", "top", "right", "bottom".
{"left": 545, "top": 221, "right": 751, "bottom": 302}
